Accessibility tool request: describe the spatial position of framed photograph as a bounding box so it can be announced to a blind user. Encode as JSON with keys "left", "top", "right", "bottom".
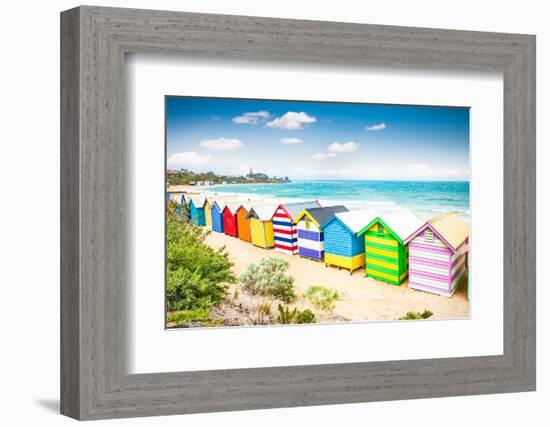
{"left": 61, "top": 6, "right": 536, "bottom": 420}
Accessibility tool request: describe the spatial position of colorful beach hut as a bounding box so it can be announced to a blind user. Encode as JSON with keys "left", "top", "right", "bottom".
{"left": 188, "top": 195, "right": 206, "bottom": 226}
{"left": 235, "top": 201, "right": 269, "bottom": 243}
{"left": 167, "top": 191, "right": 184, "bottom": 204}
{"left": 403, "top": 212, "right": 469, "bottom": 297}
{"left": 293, "top": 206, "right": 348, "bottom": 261}
{"left": 321, "top": 209, "right": 378, "bottom": 273}
{"left": 357, "top": 209, "right": 424, "bottom": 285}
{"left": 222, "top": 201, "right": 249, "bottom": 238}
{"left": 247, "top": 205, "right": 278, "bottom": 249}
{"left": 204, "top": 195, "right": 238, "bottom": 229}
{"left": 210, "top": 201, "right": 226, "bottom": 233}
{"left": 236, "top": 204, "right": 253, "bottom": 242}
{"left": 271, "top": 201, "right": 321, "bottom": 254}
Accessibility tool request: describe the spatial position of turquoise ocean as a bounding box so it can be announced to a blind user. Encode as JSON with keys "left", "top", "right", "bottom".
{"left": 208, "top": 180, "right": 469, "bottom": 222}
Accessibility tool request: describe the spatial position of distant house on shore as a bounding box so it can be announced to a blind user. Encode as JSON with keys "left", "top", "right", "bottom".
{"left": 188, "top": 195, "right": 206, "bottom": 226}
{"left": 247, "top": 205, "right": 278, "bottom": 249}
{"left": 321, "top": 209, "right": 378, "bottom": 273}
{"left": 357, "top": 209, "right": 424, "bottom": 285}
{"left": 271, "top": 200, "right": 320, "bottom": 255}
{"left": 403, "top": 212, "right": 469, "bottom": 297}
{"left": 293, "top": 205, "right": 348, "bottom": 261}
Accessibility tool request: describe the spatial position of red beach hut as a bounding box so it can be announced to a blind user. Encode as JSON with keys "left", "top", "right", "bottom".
{"left": 222, "top": 201, "right": 245, "bottom": 238}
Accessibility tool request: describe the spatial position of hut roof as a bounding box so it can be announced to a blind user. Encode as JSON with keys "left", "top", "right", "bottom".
{"left": 247, "top": 205, "right": 278, "bottom": 221}
{"left": 205, "top": 194, "right": 239, "bottom": 205}
{"left": 277, "top": 201, "right": 320, "bottom": 221}
{"left": 359, "top": 209, "right": 424, "bottom": 243}
{"left": 294, "top": 205, "right": 348, "bottom": 226}
{"left": 188, "top": 194, "right": 206, "bottom": 208}
{"left": 323, "top": 209, "right": 380, "bottom": 234}
{"left": 223, "top": 200, "right": 253, "bottom": 214}
{"left": 425, "top": 212, "right": 469, "bottom": 250}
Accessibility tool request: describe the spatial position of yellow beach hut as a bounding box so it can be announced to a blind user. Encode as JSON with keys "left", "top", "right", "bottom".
{"left": 247, "top": 205, "right": 278, "bottom": 249}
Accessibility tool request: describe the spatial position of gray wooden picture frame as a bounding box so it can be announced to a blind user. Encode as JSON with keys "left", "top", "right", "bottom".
{"left": 60, "top": 5, "right": 536, "bottom": 421}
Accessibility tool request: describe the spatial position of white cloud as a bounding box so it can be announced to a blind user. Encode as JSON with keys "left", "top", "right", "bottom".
{"left": 280, "top": 137, "right": 303, "bottom": 144}
{"left": 199, "top": 137, "right": 243, "bottom": 151}
{"left": 312, "top": 152, "right": 337, "bottom": 160}
{"left": 365, "top": 122, "right": 387, "bottom": 131}
{"left": 312, "top": 141, "right": 359, "bottom": 160}
{"left": 266, "top": 111, "right": 316, "bottom": 130}
{"left": 167, "top": 151, "right": 211, "bottom": 168}
{"left": 327, "top": 141, "right": 360, "bottom": 153}
{"left": 232, "top": 111, "right": 270, "bottom": 125}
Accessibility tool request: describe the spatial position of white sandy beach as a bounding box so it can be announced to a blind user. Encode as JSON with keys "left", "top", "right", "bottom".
{"left": 205, "top": 230, "right": 470, "bottom": 322}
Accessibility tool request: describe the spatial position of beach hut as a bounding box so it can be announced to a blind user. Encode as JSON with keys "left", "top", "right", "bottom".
{"left": 357, "top": 209, "right": 424, "bottom": 285}
{"left": 293, "top": 206, "right": 349, "bottom": 261}
{"left": 403, "top": 212, "right": 469, "bottom": 297}
{"left": 210, "top": 201, "right": 226, "bottom": 233}
{"left": 247, "top": 205, "right": 278, "bottom": 249}
{"left": 188, "top": 195, "right": 206, "bottom": 226}
{"left": 321, "top": 209, "right": 378, "bottom": 273}
{"left": 236, "top": 204, "right": 253, "bottom": 242}
{"left": 204, "top": 195, "right": 238, "bottom": 229}
{"left": 222, "top": 201, "right": 249, "bottom": 238}
{"left": 271, "top": 201, "right": 321, "bottom": 255}
{"left": 167, "top": 191, "right": 184, "bottom": 204}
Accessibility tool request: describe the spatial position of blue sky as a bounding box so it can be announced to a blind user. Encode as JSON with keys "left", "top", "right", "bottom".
{"left": 166, "top": 96, "right": 469, "bottom": 181}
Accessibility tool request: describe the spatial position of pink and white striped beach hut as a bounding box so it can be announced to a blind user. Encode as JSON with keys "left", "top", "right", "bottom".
{"left": 403, "top": 212, "right": 469, "bottom": 297}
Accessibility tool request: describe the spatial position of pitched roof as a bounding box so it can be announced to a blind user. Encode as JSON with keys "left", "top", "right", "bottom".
{"left": 297, "top": 205, "right": 348, "bottom": 226}
{"left": 325, "top": 209, "right": 380, "bottom": 234}
{"left": 204, "top": 194, "right": 239, "bottom": 205}
{"left": 367, "top": 209, "right": 424, "bottom": 242}
{"left": 247, "top": 205, "right": 279, "bottom": 221}
{"left": 426, "top": 212, "right": 469, "bottom": 250}
{"left": 278, "top": 201, "right": 320, "bottom": 220}
{"left": 188, "top": 194, "right": 206, "bottom": 208}
{"left": 223, "top": 200, "right": 252, "bottom": 214}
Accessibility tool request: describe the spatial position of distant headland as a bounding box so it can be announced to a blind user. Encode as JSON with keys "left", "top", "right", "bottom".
{"left": 166, "top": 168, "right": 291, "bottom": 187}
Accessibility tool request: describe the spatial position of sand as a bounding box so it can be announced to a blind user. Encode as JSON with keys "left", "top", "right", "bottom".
{"left": 205, "top": 231, "right": 470, "bottom": 322}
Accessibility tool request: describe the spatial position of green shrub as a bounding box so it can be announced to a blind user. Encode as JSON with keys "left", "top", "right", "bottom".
{"left": 166, "top": 205, "right": 235, "bottom": 312}
{"left": 399, "top": 310, "right": 433, "bottom": 320}
{"left": 276, "top": 304, "right": 316, "bottom": 324}
{"left": 167, "top": 308, "right": 211, "bottom": 325}
{"left": 305, "top": 286, "right": 340, "bottom": 311}
{"left": 239, "top": 258, "right": 296, "bottom": 303}
{"left": 167, "top": 200, "right": 189, "bottom": 224}
{"left": 295, "top": 308, "right": 316, "bottom": 324}
{"left": 276, "top": 304, "right": 296, "bottom": 324}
